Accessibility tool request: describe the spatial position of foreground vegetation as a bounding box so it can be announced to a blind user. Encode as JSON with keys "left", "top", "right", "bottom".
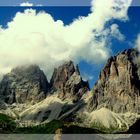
{"left": 0, "top": 113, "right": 103, "bottom": 134}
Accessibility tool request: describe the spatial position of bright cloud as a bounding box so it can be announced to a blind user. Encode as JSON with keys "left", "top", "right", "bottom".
{"left": 110, "top": 24, "right": 125, "bottom": 41}
{"left": 0, "top": 0, "right": 132, "bottom": 80}
{"left": 81, "top": 73, "right": 94, "bottom": 81}
{"left": 20, "top": 2, "right": 42, "bottom": 7}
{"left": 133, "top": 34, "right": 140, "bottom": 65}
{"left": 135, "top": 34, "right": 140, "bottom": 51}
{"left": 20, "top": 2, "right": 33, "bottom": 6}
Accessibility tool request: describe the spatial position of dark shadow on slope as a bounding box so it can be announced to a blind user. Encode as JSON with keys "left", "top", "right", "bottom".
{"left": 127, "top": 119, "right": 140, "bottom": 134}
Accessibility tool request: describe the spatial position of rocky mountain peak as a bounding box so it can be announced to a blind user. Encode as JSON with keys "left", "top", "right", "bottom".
{"left": 1, "top": 51, "right": 140, "bottom": 133}
{"left": 88, "top": 48, "right": 140, "bottom": 113}
{"left": 50, "top": 61, "right": 90, "bottom": 102}
{"left": 50, "top": 61, "right": 79, "bottom": 89}
{"left": 11, "top": 65, "right": 41, "bottom": 75}
{"left": 0, "top": 61, "right": 89, "bottom": 105}
{"left": 0, "top": 65, "right": 50, "bottom": 104}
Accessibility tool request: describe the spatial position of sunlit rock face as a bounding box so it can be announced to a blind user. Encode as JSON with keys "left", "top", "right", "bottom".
{"left": 0, "top": 65, "right": 50, "bottom": 104}
{"left": 50, "top": 61, "right": 90, "bottom": 102}
{"left": 88, "top": 49, "right": 140, "bottom": 114}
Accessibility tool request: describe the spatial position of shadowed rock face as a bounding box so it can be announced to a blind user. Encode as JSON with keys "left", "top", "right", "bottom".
{"left": 88, "top": 49, "right": 140, "bottom": 113}
{"left": 127, "top": 119, "right": 140, "bottom": 134}
{"left": 0, "top": 65, "right": 50, "bottom": 104}
{"left": 50, "top": 61, "right": 90, "bottom": 102}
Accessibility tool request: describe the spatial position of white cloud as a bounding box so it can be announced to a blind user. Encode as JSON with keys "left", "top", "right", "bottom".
{"left": 110, "top": 24, "right": 125, "bottom": 41}
{"left": 36, "top": 4, "right": 43, "bottom": 6}
{"left": 132, "top": 34, "right": 140, "bottom": 65}
{"left": 0, "top": 0, "right": 132, "bottom": 80}
{"left": 20, "top": 2, "right": 33, "bottom": 6}
{"left": 20, "top": 2, "right": 42, "bottom": 7}
{"left": 135, "top": 34, "right": 140, "bottom": 51}
{"left": 81, "top": 73, "right": 94, "bottom": 81}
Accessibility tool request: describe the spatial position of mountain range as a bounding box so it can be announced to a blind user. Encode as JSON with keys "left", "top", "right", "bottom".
{"left": 0, "top": 48, "right": 140, "bottom": 134}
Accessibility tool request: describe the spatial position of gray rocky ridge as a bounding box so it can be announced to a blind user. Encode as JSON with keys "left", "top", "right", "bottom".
{"left": 88, "top": 49, "right": 140, "bottom": 114}
{"left": 0, "top": 61, "right": 89, "bottom": 105}
{"left": 50, "top": 61, "right": 90, "bottom": 102}
{"left": 1, "top": 50, "right": 140, "bottom": 133}
{"left": 0, "top": 61, "right": 90, "bottom": 124}
{"left": 0, "top": 65, "right": 50, "bottom": 104}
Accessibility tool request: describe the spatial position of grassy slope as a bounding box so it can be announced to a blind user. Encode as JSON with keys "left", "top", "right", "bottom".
{"left": 0, "top": 113, "right": 17, "bottom": 133}
{"left": 15, "top": 120, "right": 63, "bottom": 134}
{"left": 0, "top": 113, "right": 112, "bottom": 134}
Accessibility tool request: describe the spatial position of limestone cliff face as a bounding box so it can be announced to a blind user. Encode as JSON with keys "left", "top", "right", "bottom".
{"left": 0, "top": 61, "right": 90, "bottom": 123}
{"left": 0, "top": 61, "right": 89, "bottom": 105}
{"left": 0, "top": 65, "right": 49, "bottom": 104}
{"left": 50, "top": 61, "right": 90, "bottom": 102}
{"left": 88, "top": 49, "right": 140, "bottom": 113}
{"left": 1, "top": 52, "right": 140, "bottom": 133}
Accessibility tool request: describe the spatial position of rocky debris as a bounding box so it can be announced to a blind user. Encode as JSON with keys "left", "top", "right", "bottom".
{"left": 0, "top": 65, "right": 50, "bottom": 104}
{"left": 19, "top": 94, "right": 84, "bottom": 123}
{"left": 50, "top": 61, "right": 90, "bottom": 102}
{"left": 77, "top": 107, "right": 139, "bottom": 133}
{"left": 88, "top": 48, "right": 140, "bottom": 113}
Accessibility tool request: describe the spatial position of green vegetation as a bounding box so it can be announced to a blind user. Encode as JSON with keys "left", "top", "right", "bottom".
{"left": 15, "top": 120, "right": 63, "bottom": 134}
{"left": 0, "top": 113, "right": 17, "bottom": 133}
{"left": 0, "top": 113, "right": 121, "bottom": 134}
{"left": 0, "top": 113, "right": 64, "bottom": 134}
{"left": 14, "top": 120, "right": 101, "bottom": 134}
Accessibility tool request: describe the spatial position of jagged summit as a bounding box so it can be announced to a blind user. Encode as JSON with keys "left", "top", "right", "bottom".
{"left": 0, "top": 61, "right": 90, "bottom": 124}
{"left": 11, "top": 64, "right": 41, "bottom": 75}
{"left": 50, "top": 61, "right": 90, "bottom": 102}
{"left": 88, "top": 48, "right": 140, "bottom": 113}
{"left": 50, "top": 61, "right": 80, "bottom": 86}
{"left": 0, "top": 61, "right": 89, "bottom": 104}
{"left": 0, "top": 65, "right": 50, "bottom": 104}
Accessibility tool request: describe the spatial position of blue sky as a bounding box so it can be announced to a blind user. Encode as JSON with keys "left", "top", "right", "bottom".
{"left": 0, "top": 3, "right": 140, "bottom": 88}
{"left": 0, "top": 0, "right": 92, "bottom": 6}
{"left": 0, "top": 0, "right": 139, "bottom": 6}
